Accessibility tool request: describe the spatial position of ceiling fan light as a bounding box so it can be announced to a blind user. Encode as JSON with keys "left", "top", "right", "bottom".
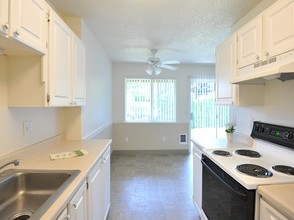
{"left": 154, "top": 66, "right": 162, "bottom": 75}
{"left": 146, "top": 66, "right": 153, "bottom": 75}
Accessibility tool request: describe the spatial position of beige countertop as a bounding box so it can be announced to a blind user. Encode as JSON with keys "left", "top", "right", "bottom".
{"left": 191, "top": 133, "right": 252, "bottom": 151}
{"left": 0, "top": 135, "right": 112, "bottom": 220}
{"left": 258, "top": 184, "right": 294, "bottom": 220}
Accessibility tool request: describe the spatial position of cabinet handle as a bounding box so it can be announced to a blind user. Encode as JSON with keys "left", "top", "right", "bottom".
{"left": 255, "top": 55, "right": 260, "bottom": 60}
{"left": 3, "top": 23, "right": 9, "bottom": 30}
{"left": 72, "top": 204, "right": 77, "bottom": 209}
{"left": 14, "top": 29, "right": 21, "bottom": 36}
{"left": 265, "top": 51, "right": 269, "bottom": 57}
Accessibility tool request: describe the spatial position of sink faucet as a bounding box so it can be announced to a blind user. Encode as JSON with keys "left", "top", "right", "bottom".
{"left": 0, "top": 159, "right": 20, "bottom": 170}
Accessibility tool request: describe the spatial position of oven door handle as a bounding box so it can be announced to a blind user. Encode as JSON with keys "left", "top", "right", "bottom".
{"left": 202, "top": 160, "right": 247, "bottom": 199}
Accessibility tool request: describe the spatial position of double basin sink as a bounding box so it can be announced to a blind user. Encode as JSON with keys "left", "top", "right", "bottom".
{"left": 0, "top": 169, "right": 80, "bottom": 220}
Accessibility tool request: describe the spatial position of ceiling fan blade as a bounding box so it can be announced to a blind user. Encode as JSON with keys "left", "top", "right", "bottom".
{"left": 161, "top": 60, "right": 180, "bottom": 65}
{"left": 160, "top": 64, "right": 178, "bottom": 71}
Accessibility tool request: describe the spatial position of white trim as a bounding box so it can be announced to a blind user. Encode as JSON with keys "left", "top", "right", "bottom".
{"left": 82, "top": 122, "right": 112, "bottom": 140}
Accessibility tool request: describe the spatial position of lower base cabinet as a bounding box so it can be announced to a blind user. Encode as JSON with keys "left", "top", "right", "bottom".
{"left": 56, "top": 208, "right": 69, "bottom": 220}
{"left": 68, "top": 181, "right": 88, "bottom": 220}
{"left": 260, "top": 198, "right": 289, "bottom": 220}
{"left": 56, "top": 146, "right": 111, "bottom": 220}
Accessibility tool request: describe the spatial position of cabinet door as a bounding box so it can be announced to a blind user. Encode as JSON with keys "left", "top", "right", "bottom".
{"left": 216, "top": 34, "right": 236, "bottom": 105}
{"left": 264, "top": 0, "right": 294, "bottom": 58}
{"left": 69, "top": 181, "right": 87, "bottom": 220}
{"left": 102, "top": 150, "right": 111, "bottom": 220}
{"left": 48, "top": 10, "right": 72, "bottom": 106}
{"left": 192, "top": 145, "right": 202, "bottom": 212}
{"left": 260, "top": 198, "right": 289, "bottom": 220}
{"left": 72, "top": 35, "right": 86, "bottom": 106}
{"left": 56, "top": 208, "right": 69, "bottom": 220}
{"left": 10, "top": 0, "right": 48, "bottom": 54}
{"left": 87, "top": 159, "right": 103, "bottom": 220}
{"left": 0, "top": 0, "right": 9, "bottom": 35}
{"left": 237, "top": 16, "right": 262, "bottom": 68}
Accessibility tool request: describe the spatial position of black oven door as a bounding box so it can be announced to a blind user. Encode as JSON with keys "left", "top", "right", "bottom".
{"left": 201, "top": 155, "right": 255, "bottom": 220}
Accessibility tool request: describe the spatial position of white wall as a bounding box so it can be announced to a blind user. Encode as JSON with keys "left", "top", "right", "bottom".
{"left": 0, "top": 18, "right": 112, "bottom": 157}
{"left": 231, "top": 80, "right": 294, "bottom": 135}
{"left": 80, "top": 21, "right": 113, "bottom": 139}
{"left": 113, "top": 63, "right": 215, "bottom": 123}
{"left": 112, "top": 63, "right": 215, "bottom": 151}
{"left": 0, "top": 55, "right": 64, "bottom": 157}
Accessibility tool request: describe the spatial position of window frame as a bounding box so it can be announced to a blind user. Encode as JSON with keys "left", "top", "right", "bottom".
{"left": 124, "top": 77, "right": 177, "bottom": 123}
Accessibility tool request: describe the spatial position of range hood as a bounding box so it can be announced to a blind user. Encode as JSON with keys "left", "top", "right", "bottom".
{"left": 231, "top": 51, "right": 294, "bottom": 84}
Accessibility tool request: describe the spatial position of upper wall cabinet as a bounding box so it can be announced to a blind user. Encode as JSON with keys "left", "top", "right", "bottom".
{"left": 72, "top": 34, "right": 86, "bottom": 106}
{"left": 9, "top": 0, "right": 48, "bottom": 55}
{"left": 8, "top": 3, "right": 86, "bottom": 107}
{"left": 0, "top": 0, "right": 48, "bottom": 55}
{"left": 263, "top": 0, "right": 294, "bottom": 59}
{"left": 216, "top": 34, "right": 236, "bottom": 105}
{"left": 233, "top": 0, "right": 294, "bottom": 83}
{"left": 48, "top": 9, "right": 72, "bottom": 106}
{"left": 48, "top": 10, "right": 86, "bottom": 107}
{"left": 216, "top": 34, "right": 264, "bottom": 106}
{"left": 0, "top": 0, "right": 9, "bottom": 35}
{"left": 237, "top": 16, "right": 262, "bottom": 69}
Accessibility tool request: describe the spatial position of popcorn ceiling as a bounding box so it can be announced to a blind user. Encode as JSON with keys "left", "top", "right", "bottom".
{"left": 48, "top": 0, "right": 262, "bottom": 64}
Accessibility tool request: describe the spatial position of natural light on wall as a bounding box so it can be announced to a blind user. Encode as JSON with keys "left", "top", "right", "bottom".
{"left": 125, "top": 78, "right": 176, "bottom": 122}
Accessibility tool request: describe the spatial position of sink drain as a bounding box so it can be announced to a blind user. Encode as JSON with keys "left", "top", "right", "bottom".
{"left": 9, "top": 211, "right": 33, "bottom": 220}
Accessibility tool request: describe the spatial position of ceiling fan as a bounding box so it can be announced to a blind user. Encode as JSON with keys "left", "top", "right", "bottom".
{"left": 145, "top": 49, "right": 180, "bottom": 75}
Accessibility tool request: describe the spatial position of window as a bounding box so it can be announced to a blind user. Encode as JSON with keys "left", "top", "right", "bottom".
{"left": 125, "top": 78, "right": 176, "bottom": 122}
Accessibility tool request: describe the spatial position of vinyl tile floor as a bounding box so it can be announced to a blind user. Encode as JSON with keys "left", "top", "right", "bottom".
{"left": 107, "top": 153, "right": 200, "bottom": 220}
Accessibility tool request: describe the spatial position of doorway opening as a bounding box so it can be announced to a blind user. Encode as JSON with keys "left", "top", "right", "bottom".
{"left": 190, "top": 75, "right": 229, "bottom": 140}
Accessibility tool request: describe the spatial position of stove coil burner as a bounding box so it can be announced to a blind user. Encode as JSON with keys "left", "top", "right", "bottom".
{"left": 272, "top": 165, "right": 294, "bottom": 175}
{"left": 236, "top": 164, "right": 273, "bottom": 178}
{"left": 212, "top": 150, "right": 231, "bottom": 157}
{"left": 235, "top": 149, "right": 261, "bottom": 158}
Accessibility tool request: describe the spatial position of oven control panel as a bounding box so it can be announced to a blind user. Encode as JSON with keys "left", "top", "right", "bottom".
{"left": 251, "top": 121, "right": 294, "bottom": 149}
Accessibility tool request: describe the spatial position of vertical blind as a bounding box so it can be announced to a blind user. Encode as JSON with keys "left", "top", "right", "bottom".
{"left": 125, "top": 78, "right": 176, "bottom": 122}
{"left": 190, "top": 75, "right": 229, "bottom": 129}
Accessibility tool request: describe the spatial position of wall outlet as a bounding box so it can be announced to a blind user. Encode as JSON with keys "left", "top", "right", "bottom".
{"left": 23, "top": 121, "right": 32, "bottom": 136}
{"left": 125, "top": 137, "right": 128, "bottom": 142}
{"left": 162, "top": 136, "right": 166, "bottom": 141}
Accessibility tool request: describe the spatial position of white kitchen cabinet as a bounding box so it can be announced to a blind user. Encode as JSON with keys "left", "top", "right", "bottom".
{"left": 87, "top": 147, "right": 111, "bottom": 220}
{"left": 9, "top": 0, "right": 48, "bottom": 54}
{"left": 0, "top": 0, "right": 9, "bottom": 35}
{"left": 48, "top": 9, "right": 72, "bottom": 106}
{"left": 192, "top": 143, "right": 202, "bottom": 213}
{"left": 263, "top": 0, "right": 294, "bottom": 59}
{"left": 87, "top": 158, "right": 103, "bottom": 220}
{"left": 56, "top": 208, "right": 69, "bottom": 220}
{"left": 233, "top": 0, "right": 294, "bottom": 83}
{"left": 215, "top": 34, "right": 264, "bottom": 106}
{"left": 237, "top": 15, "right": 262, "bottom": 69}
{"left": 6, "top": 4, "right": 86, "bottom": 107}
{"left": 102, "top": 148, "right": 111, "bottom": 220}
{"left": 69, "top": 181, "right": 88, "bottom": 220}
{"left": 260, "top": 198, "right": 289, "bottom": 220}
{"left": 216, "top": 34, "right": 236, "bottom": 105}
{"left": 72, "top": 34, "right": 86, "bottom": 106}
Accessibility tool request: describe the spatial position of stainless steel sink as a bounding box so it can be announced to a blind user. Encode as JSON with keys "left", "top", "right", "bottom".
{"left": 0, "top": 169, "right": 80, "bottom": 220}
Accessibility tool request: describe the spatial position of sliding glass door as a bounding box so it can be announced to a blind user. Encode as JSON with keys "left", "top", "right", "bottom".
{"left": 190, "top": 76, "right": 229, "bottom": 139}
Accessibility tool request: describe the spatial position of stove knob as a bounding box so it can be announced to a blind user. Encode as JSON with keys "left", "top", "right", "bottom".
{"left": 287, "top": 132, "right": 294, "bottom": 141}
{"left": 282, "top": 131, "right": 294, "bottom": 141}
